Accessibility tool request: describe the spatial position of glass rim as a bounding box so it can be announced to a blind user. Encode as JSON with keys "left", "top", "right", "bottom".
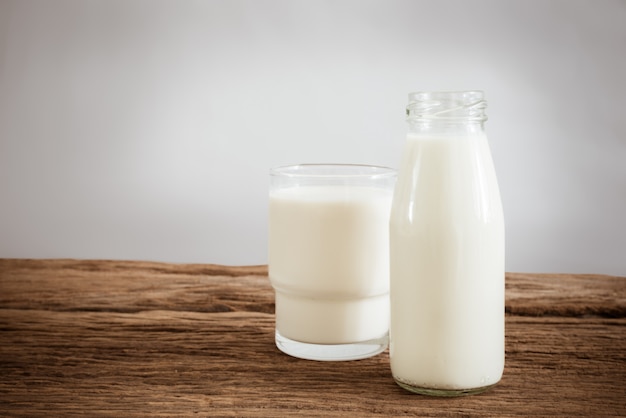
{"left": 270, "top": 163, "right": 396, "bottom": 179}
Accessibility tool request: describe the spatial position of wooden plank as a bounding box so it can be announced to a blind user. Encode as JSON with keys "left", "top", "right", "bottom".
{"left": 1, "top": 310, "right": 624, "bottom": 416}
{"left": 0, "top": 259, "right": 625, "bottom": 416}
{"left": 1, "top": 259, "right": 624, "bottom": 317}
{"left": 506, "top": 272, "right": 626, "bottom": 317}
{"left": 0, "top": 259, "right": 272, "bottom": 314}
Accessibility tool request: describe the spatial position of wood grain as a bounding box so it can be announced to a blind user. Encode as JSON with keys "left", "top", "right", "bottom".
{"left": 0, "top": 259, "right": 625, "bottom": 417}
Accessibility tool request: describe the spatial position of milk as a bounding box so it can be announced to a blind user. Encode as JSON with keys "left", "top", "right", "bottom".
{"left": 389, "top": 132, "right": 505, "bottom": 391}
{"left": 269, "top": 185, "right": 392, "bottom": 345}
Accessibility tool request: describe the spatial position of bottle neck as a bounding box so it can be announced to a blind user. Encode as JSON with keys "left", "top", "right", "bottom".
{"left": 407, "top": 119, "right": 485, "bottom": 136}
{"left": 405, "top": 90, "right": 487, "bottom": 136}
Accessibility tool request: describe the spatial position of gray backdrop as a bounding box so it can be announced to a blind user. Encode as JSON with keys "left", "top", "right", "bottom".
{"left": 1, "top": 0, "right": 625, "bottom": 275}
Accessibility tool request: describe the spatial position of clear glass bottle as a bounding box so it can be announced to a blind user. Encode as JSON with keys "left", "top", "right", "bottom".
{"left": 389, "top": 91, "right": 505, "bottom": 396}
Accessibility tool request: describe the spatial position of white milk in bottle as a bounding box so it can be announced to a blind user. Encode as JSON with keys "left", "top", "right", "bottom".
{"left": 389, "top": 91, "right": 505, "bottom": 395}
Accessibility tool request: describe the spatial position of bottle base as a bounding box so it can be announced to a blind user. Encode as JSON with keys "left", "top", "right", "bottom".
{"left": 394, "top": 377, "right": 498, "bottom": 397}
{"left": 275, "top": 330, "right": 388, "bottom": 361}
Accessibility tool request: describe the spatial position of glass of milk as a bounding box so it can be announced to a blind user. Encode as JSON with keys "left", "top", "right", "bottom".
{"left": 269, "top": 164, "right": 396, "bottom": 361}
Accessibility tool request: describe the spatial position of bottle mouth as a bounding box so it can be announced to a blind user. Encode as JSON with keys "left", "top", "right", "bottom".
{"left": 406, "top": 90, "right": 487, "bottom": 122}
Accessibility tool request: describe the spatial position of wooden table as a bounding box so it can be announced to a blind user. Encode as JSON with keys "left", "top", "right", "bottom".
{"left": 1, "top": 259, "right": 624, "bottom": 417}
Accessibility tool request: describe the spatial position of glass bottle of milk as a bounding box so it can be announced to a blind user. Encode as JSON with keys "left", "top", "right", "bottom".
{"left": 389, "top": 91, "right": 505, "bottom": 396}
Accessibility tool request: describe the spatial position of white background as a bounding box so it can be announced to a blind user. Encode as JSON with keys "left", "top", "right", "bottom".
{"left": 1, "top": 0, "right": 625, "bottom": 275}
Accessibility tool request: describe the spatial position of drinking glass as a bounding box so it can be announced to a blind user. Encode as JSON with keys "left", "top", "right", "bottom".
{"left": 269, "top": 164, "right": 396, "bottom": 361}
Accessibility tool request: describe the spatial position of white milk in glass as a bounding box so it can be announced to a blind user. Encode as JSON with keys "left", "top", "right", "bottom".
{"left": 390, "top": 91, "right": 505, "bottom": 395}
{"left": 269, "top": 173, "right": 394, "bottom": 360}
